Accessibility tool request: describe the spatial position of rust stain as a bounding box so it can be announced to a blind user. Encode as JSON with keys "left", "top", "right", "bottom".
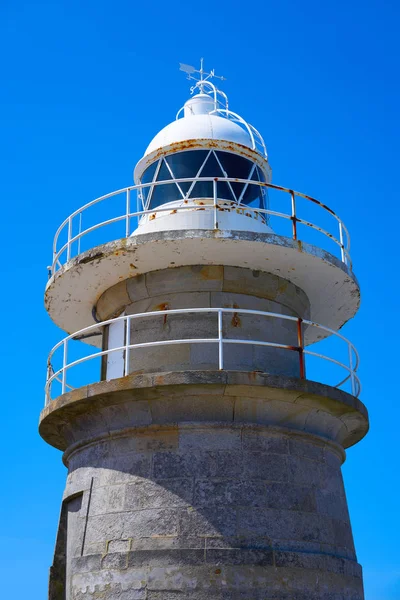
{"left": 249, "top": 370, "right": 260, "bottom": 381}
{"left": 199, "top": 265, "right": 221, "bottom": 280}
{"left": 154, "top": 302, "right": 170, "bottom": 325}
{"left": 277, "top": 281, "right": 288, "bottom": 294}
{"left": 170, "top": 209, "right": 177, "bottom": 214}
{"left": 129, "top": 263, "right": 137, "bottom": 269}
{"left": 231, "top": 302, "right": 241, "bottom": 328}
{"left": 231, "top": 313, "right": 241, "bottom": 327}
{"left": 78, "top": 252, "right": 104, "bottom": 265}
{"left": 215, "top": 569, "right": 221, "bottom": 575}
{"left": 149, "top": 213, "right": 156, "bottom": 221}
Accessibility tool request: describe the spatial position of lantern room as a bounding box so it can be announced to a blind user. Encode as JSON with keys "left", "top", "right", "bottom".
{"left": 132, "top": 74, "right": 273, "bottom": 235}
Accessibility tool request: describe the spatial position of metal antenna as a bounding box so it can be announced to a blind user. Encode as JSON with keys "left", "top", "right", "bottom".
{"left": 179, "top": 58, "right": 226, "bottom": 93}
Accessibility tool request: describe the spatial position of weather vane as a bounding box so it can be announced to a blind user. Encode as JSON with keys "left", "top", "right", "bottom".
{"left": 179, "top": 58, "right": 226, "bottom": 93}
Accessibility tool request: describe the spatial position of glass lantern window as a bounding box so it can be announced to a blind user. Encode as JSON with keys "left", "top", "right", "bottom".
{"left": 140, "top": 150, "right": 266, "bottom": 210}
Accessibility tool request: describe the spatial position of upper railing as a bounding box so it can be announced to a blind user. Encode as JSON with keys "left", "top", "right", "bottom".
{"left": 45, "top": 307, "right": 360, "bottom": 405}
{"left": 50, "top": 177, "right": 352, "bottom": 276}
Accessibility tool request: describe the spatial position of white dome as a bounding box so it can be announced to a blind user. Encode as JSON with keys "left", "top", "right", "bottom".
{"left": 144, "top": 113, "right": 253, "bottom": 156}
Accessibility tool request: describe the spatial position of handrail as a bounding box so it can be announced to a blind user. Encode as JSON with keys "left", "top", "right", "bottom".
{"left": 45, "top": 308, "right": 361, "bottom": 404}
{"left": 49, "top": 177, "right": 352, "bottom": 276}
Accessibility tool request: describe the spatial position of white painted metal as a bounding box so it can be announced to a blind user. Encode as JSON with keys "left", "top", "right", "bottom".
{"left": 134, "top": 138, "right": 271, "bottom": 184}
{"left": 134, "top": 199, "right": 273, "bottom": 235}
{"left": 173, "top": 69, "right": 267, "bottom": 157}
{"left": 45, "top": 308, "right": 361, "bottom": 404}
{"left": 106, "top": 317, "right": 125, "bottom": 380}
{"left": 184, "top": 93, "right": 215, "bottom": 116}
{"left": 145, "top": 114, "right": 254, "bottom": 156}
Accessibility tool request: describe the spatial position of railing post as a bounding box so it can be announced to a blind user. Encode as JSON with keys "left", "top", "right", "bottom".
{"left": 213, "top": 178, "right": 218, "bottom": 230}
{"left": 77, "top": 213, "right": 82, "bottom": 255}
{"left": 67, "top": 216, "right": 72, "bottom": 261}
{"left": 348, "top": 343, "right": 355, "bottom": 396}
{"left": 297, "top": 318, "right": 305, "bottom": 379}
{"left": 124, "top": 316, "right": 131, "bottom": 377}
{"left": 290, "top": 191, "right": 297, "bottom": 240}
{"left": 218, "top": 309, "right": 223, "bottom": 370}
{"left": 45, "top": 363, "right": 51, "bottom": 406}
{"left": 62, "top": 339, "right": 68, "bottom": 394}
{"left": 125, "top": 189, "right": 131, "bottom": 238}
{"left": 339, "top": 221, "right": 346, "bottom": 265}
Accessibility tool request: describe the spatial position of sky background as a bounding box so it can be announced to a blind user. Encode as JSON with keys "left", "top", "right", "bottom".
{"left": 1, "top": 1, "right": 399, "bottom": 598}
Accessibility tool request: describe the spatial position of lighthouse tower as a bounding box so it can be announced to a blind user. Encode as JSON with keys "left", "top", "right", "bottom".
{"left": 40, "top": 62, "right": 368, "bottom": 600}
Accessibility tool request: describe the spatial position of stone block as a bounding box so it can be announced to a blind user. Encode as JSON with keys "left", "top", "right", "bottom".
{"left": 332, "top": 519, "right": 355, "bottom": 552}
{"left": 90, "top": 484, "right": 126, "bottom": 516}
{"left": 100, "top": 400, "right": 152, "bottom": 429}
{"left": 194, "top": 479, "right": 267, "bottom": 508}
{"left": 305, "top": 409, "right": 348, "bottom": 443}
{"left": 243, "top": 452, "right": 288, "bottom": 482}
{"left": 96, "top": 280, "right": 130, "bottom": 320}
{"left": 206, "top": 451, "right": 244, "bottom": 478}
{"left": 265, "top": 483, "right": 317, "bottom": 513}
{"left": 153, "top": 452, "right": 213, "bottom": 479}
{"left": 126, "top": 274, "right": 150, "bottom": 302}
{"left": 324, "top": 447, "right": 343, "bottom": 468}
{"left": 125, "top": 478, "right": 194, "bottom": 510}
{"left": 179, "top": 428, "right": 241, "bottom": 452}
{"left": 234, "top": 397, "right": 309, "bottom": 429}
{"left": 127, "top": 430, "right": 180, "bottom": 453}
{"left": 129, "top": 343, "right": 191, "bottom": 374}
{"left": 275, "top": 549, "right": 327, "bottom": 571}
{"left": 289, "top": 438, "right": 325, "bottom": 462}
{"left": 205, "top": 548, "right": 274, "bottom": 566}
{"left": 287, "top": 455, "right": 322, "bottom": 487}
{"left": 100, "top": 551, "right": 129, "bottom": 570}
{"left": 130, "top": 536, "right": 204, "bottom": 552}
{"left": 71, "top": 554, "right": 103, "bottom": 573}
{"left": 242, "top": 429, "right": 289, "bottom": 454}
{"left": 223, "top": 266, "right": 281, "bottom": 299}
{"left": 84, "top": 513, "right": 124, "bottom": 546}
{"left": 149, "top": 394, "right": 233, "bottom": 424}
{"left": 127, "top": 548, "right": 205, "bottom": 567}
{"left": 179, "top": 507, "right": 238, "bottom": 537}
{"left": 189, "top": 342, "right": 219, "bottom": 370}
{"left": 145, "top": 265, "right": 223, "bottom": 296}
{"left": 71, "top": 568, "right": 148, "bottom": 596}
{"left": 319, "top": 464, "right": 346, "bottom": 496}
{"left": 316, "top": 489, "right": 350, "bottom": 522}
{"left": 122, "top": 508, "right": 180, "bottom": 538}
{"left": 94, "top": 454, "right": 152, "bottom": 485}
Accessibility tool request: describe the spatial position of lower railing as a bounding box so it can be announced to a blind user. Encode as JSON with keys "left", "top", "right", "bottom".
{"left": 45, "top": 308, "right": 360, "bottom": 405}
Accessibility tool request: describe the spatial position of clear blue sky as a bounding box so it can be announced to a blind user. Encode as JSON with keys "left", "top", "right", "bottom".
{"left": 1, "top": 1, "right": 399, "bottom": 598}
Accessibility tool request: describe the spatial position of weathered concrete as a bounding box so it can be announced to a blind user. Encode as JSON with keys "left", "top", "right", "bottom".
{"left": 96, "top": 266, "right": 310, "bottom": 322}
{"left": 97, "top": 266, "right": 310, "bottom": 378}
{"left": 59, "top": 427, "right": 363, "bottom": 600}
{"left": 44, "top": 229, "right": 360, "bottom": 346}
{"left": 43, "top": 238, "right": 365, "bottom": 599}
{"left": 41, "top": 371, "right": 368, "bottom": 599}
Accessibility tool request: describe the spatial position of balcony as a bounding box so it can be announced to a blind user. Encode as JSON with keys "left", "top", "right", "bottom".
{"left": 45, "top": 308, "right": 360, "bottom": 405}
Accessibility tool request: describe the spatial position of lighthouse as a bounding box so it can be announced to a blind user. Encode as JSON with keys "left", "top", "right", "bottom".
{"left": 40, "top": 62, "right": 368, "bottom": 599}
